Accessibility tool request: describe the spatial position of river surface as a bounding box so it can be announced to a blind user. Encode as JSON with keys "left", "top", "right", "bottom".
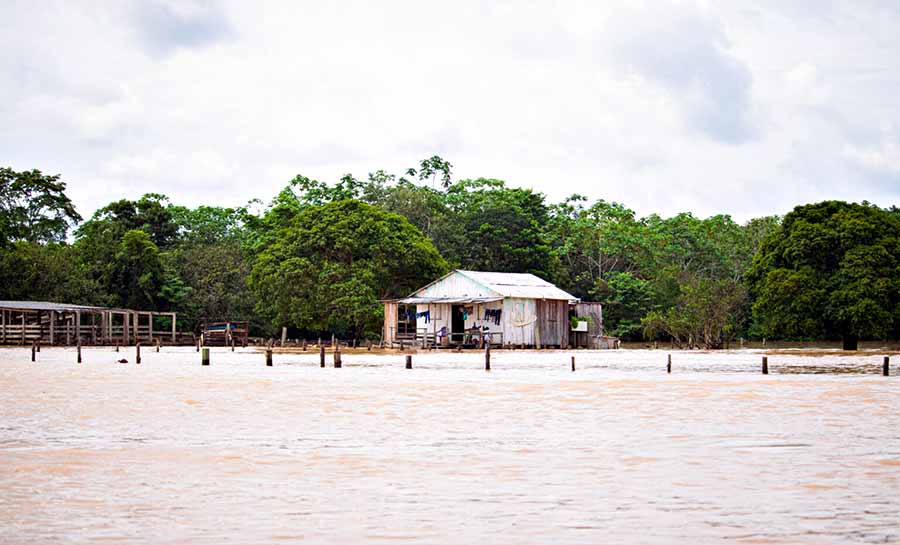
{"left": 1, "top": 347, "right": 898, "bottom": 544}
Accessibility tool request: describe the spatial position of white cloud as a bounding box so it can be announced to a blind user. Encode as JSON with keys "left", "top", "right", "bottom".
{"left": 844, "top": 126, "right": 900, "bottom": 176}
{"left": 1, "top": 0, "right": 899, "bottom": 224}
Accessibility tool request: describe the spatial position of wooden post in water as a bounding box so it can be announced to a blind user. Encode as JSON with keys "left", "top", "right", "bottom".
{"left": 231, "top": 337, "right": 235, "bottom": 352}
{"left": 762, "top": 356, "right": 768, "bottom": 375}
{"left": 319, "top": 344, "right": 325, "bottom": 368}
{"left": 406, "top": 355, "right": 412, "bottom": 369}
{"left": 667, "top": 354, "right": 672, "bottom": 374}
{"left": 334, "top": 346, "right": 342, "bottom": 368}
{"left": 266, "top": 349, "right": 273, "bottom": 367}
{"left": 31, "top": 341, "right": 36, "bottom": 362}
{"left": 400, "top": 339, "right": 404, "bottom": 352}
{"left": 367, "top": 340, "right": 372, "bottom": 351}
{"left": 485, "top": 344, "right": 491, "bottom": 371}
{"left": 156, "top": 338, "right": 161, "bottom": 352}
{"left": 116, "top": 342, "right": 120, "bottom": 353}
{"left": 202, "top": 347, "right": 210, "bottom": 366}
{"left": 77, "top": 339, "right": 82, "bottom": 364}
{"left": 884, "top": 356, "right": 890, "bottom": 377}
{"left": 302, "top": 339, "right": 307, "bottom": 351}
{"left": 136, "top": 343, "right": 141, "bottom": 364}
{"left": 281, "top": 327, "right": 287, "bottom": 348}
{"left": 571, "top": 356, "right": 575, "bottom": 372}
{"left": 36, "top": 340, "right": 40, "bottom": 353}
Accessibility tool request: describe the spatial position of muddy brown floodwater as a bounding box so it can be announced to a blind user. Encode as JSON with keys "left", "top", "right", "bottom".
{"left": 1, "top": 347, "right": 898, "bottom": 544}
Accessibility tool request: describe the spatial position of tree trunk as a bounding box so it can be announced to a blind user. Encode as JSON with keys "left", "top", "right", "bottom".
{"left": 842, "top": 334, "right": 858, "bottom": 351}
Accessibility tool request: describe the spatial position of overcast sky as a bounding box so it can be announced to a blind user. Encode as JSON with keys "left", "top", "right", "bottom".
{"left": 3, "top": 1, "right": 899, "bottom": 222}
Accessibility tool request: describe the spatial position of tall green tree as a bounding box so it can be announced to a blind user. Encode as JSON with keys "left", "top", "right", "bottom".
{"left": 248, "top": 200, "right": 448, "bottom": 337}
{"left": 0, "top": 167, "right": 81, "bottom": 246}
{"left": 642, "top": 273, "right": 748, "bottom": 349}
{"left": 443, "top": 178, "right": 554, "bottom": 277}
{"left": 107, "top": 230, "right": 187, "bottom": 311}
{"left": 0, "top": 241, "right": 99, "bottom": 303}
{"left": 747, "top": 201, "right": 900, "bottom": 349}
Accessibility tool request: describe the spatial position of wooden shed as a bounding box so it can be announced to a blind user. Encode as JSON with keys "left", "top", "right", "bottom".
{"left": 0, "top": 300, "right": 179, "bottom": 346}
{"left": 383, "top": 270, "right": 580, "bottom": 348}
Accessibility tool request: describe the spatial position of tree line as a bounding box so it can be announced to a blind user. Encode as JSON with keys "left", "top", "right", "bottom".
{"left": 2, "top": 161, "right": 898, "bottom": 349}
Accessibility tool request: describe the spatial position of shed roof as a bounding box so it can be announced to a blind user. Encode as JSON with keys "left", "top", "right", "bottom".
{"left": 406, "top": 270, "right": 578, "bottom": 302}
{"left": 456, "top": 270, "right": 578, "bottom": 301}
{"left": 0, "top": 301, "right": 139, "bottom": 313}
{"left": 397, "top": 296, "right": 503, "bottom": 304}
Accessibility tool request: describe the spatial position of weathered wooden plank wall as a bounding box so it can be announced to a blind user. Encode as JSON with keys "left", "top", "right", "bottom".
{"left": 383, "top": 302, "right": 398, "bottom": 345}
{"left": 535, "top": 299, "right": 569, "bottom": 347}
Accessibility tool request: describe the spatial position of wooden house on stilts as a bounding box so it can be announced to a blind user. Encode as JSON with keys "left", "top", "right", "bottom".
{"left": 383, "top": 270, "right": 603, "bottom": 349}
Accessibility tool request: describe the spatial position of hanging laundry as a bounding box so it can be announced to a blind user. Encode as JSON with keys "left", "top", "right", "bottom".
{"left": 416, "top": 310, "right": 431, "bottom": 324}
{"left": 483, "top": 309, "right": 502, "bottom": 326}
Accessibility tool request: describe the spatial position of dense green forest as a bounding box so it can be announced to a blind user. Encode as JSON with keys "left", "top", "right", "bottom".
{"left": 2, "top": 161, "right": 898, "bottom": 348}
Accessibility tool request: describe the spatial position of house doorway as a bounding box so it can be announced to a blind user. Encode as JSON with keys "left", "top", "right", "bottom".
{"left": 451, "top": 304, "right": 465, "bottom": 344}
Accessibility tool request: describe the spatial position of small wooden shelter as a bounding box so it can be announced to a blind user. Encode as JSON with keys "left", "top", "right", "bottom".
{"left": 383, "top": 270, "right": 587, "bottom": 348}
{"left": 200, "top": 321, "right": 249, "bottom": 347}
{"left": 0, "top": 300, "right": 178, "bottom": 346}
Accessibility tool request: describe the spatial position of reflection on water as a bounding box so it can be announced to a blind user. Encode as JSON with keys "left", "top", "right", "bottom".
{"left": 1, "top": 347, "right": 898, "bottom": 544}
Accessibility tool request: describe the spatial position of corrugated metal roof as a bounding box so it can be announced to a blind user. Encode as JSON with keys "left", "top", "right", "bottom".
{"left": 397, "top": 296, "right": 503, "bottom": 304}
{"left": 0, "top": 301, "right": 119, "bottom": 312}
{"left": 456, "top": 270, "right": 579, "bottom": 302}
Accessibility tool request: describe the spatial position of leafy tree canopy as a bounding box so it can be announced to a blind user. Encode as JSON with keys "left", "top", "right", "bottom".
{"left": 248, "top": 200, "right": 448, "bottom": 337}
{"left": 0, "top": 167, "right": 81, "bottom": 245}
{"left": 747, "top": 201, "right": 900, "bottom": 348}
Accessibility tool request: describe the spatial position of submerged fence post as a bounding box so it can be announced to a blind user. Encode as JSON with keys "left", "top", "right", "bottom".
{"left": 202, "top": 347, "right": 210, "bottom": 366}
{"left": 571, "top": 356, "right": 575, "bottom": 372}
{"left": 266, "top": 349, "right": 273, "bottom": 367}
{"left": 319, "top": 344, "right": 325, "bottom": 368}
{"left": 485, "top": 344, "right": 491, "bottom": 371}
{"left": 334, "top": 346, "right": 342, "bottom": 368}
{"left": 406, "top": 355, "right": 412, "bottom": 369}
{"left": 116, "top": 342, "right": 120, "bottom": 353}
{"left": 884, "top": 356, "right": 890, "bottom": 377}
{"left": 762, "top": 356, "right": 768, "bottom": 375}
{"left": 302, "top": 339, "right": 307, "bottom": 351}
{"left": 136, "top": 343, "right": 141, "bottom": 365}
{"left": 31, "top": 341, "right": 36, "bottom": 362}
{"left": 667, "top": 354, "right": 671, "bottom": 374}
{"left": 156, "top": 338, "right": 161, "bottom": 352}
{"left": 36, "top": 340, "right": 40, "bottom": 353}
{"left": 77, "top": 339, "right": 82, "bottom": 364}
